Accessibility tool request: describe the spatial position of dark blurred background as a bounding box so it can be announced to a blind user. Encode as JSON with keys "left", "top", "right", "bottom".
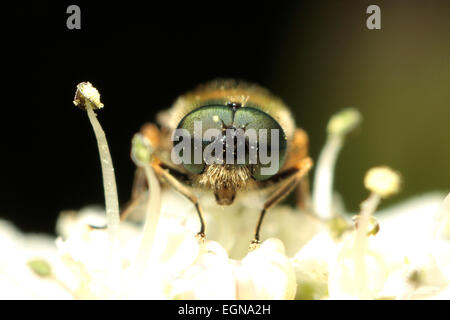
{"left": 2, "top": 1, "right": 449, "bottom": 234}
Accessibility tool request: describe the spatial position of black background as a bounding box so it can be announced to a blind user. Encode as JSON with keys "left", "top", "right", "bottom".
{"left": 2, "top": 1, "right": 450, "bottom": 234}
{"left": 4, "top": 1, "right": 296, "bottom": 233}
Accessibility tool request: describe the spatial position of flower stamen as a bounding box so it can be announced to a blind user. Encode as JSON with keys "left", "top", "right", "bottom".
{"left": 313, "top": 108, "right": 362, "bottom": 219}
{"left": 129, "top": 134, "right": 162, "bottom": 285}
{"left": 73, "top": 82, "right": 121, "bottom": 290}
{"left": 353, "top": 166, "right": 401, "bottom": 297}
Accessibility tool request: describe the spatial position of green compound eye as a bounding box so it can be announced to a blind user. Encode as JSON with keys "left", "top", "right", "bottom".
{"left": 233, "top": 108, "right": 287, "bottom": 180}
{"left": 174, "top": 104, "right": 287, "bottom": 179}
{"left": 175, "top": 105, "right": 233, "bottom": 174}
{"left": 177, "top": 105, "right": 234, "bottom": 132}
{"left": 183, "top": 162, "right": 206, "bottom": 175}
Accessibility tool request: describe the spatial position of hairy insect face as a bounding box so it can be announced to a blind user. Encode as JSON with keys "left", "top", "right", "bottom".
{"left": 136, "top": 79, "right": 312, "bottom": 242}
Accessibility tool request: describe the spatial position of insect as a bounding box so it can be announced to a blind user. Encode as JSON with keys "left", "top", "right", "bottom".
{"left": 123, "top": 79, "right": 313, "bottom": 245}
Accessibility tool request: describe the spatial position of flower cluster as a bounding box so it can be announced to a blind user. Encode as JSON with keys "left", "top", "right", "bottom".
{"left": 1, "top": 189, "right": 449, "bottom": 299}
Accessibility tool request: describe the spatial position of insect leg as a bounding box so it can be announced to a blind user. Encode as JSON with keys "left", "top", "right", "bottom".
{"left": 283, "top": 128, "right": 312, "bottom": 210}
{"left": 296, "top": 177, "right": 311, "bottom": 210}
{"left": 117, "top": 167, "right": 148, "bottom": 222}
{"left": 252, "top": 157, "right": 313, "bottom": 245}
{"left": 151, "top": 159, "right": 206, "bottom": 240}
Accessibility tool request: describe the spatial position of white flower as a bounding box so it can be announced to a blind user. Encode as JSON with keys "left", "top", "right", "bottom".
{"left": 291, "top": 232, "right": 336, "bottom": 299}
{"left": 2, "top": 190, "right": 446, "bottom": 300}
{"left": 234, "top": 238, "right": 296, "bottom": 300}
{"left": 167, "top": 238, "right": 296, "bottom": 300}
{"left": 0, "top": 219, "right": 71, "bottom": 299}
{"left": 0, "top": 194, "right": 301, "bottom": 299}
{"left": 328, "top": 193, "right": 450, "bottom": 299}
